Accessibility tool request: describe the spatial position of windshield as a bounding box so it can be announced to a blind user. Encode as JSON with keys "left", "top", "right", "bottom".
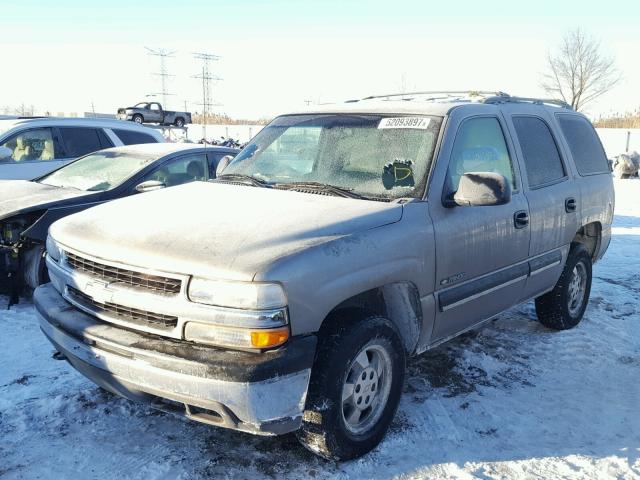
{"left": 224, "top": 114, "right": 442, "bottom": 200}
{"left": 39, "top": 151, "right": 156, "bottom": 191}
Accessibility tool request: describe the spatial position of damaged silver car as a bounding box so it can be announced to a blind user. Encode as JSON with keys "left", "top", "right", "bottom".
{"left": 35, "top": 91, "right": 614, "bottom": 460}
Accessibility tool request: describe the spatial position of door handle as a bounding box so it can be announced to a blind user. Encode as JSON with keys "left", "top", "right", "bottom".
{"left": 565, "top": 197, "right": 577, "bottom": 213}
{"left": 514, "top": 210, "right": 529, "bottom": 229}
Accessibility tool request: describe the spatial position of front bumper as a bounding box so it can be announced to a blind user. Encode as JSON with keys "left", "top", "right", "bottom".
{"left": 34, "top": 283, "right": 316, "bottom": 435}
{"left": 116, "top": 113, "right": 132, "bottom": 121}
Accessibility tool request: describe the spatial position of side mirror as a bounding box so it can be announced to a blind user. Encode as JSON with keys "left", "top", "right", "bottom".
{"left": 215, "top": 155, "right": 234, "bottom": 176}
{"left": 0, "top": 146, "right": 13, "bottom": 161}
{"left": 135, "top": 180, "right": 166, "bottom": 193}
{"left": 447, "top": 172, "right": 511, "bottom": 207}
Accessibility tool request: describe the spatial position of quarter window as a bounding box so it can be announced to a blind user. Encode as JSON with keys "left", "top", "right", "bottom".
{"left": 0, "top": 128, "right": 60, "bottom": 163}
{"left": 512, "top": 116, "right": 565, "bottom": 188}
{"left": 447, "top": 117, "right": 515, "bottom": 192}
{"left": 113, "top": 129, "right": 157, "bottom": 145}
{"left": 557, "top": 115, "right": 609, "bottom": 175}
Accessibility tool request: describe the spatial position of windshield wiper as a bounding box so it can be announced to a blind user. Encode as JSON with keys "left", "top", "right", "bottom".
{"left": 214, "top": 173, "right": 269, "bottom": 188}
{"left": 274, "top": 181, "right": 366, "bottom": 199}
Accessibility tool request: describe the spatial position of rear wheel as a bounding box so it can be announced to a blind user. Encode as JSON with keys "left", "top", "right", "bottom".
{"left": 174, "top": 117, "right": 185, "bottom": 127}
{"left": 132, "top": 114, "right": 143, "bottom": 124}
{"left": 535, "top": 244, "right": 592, "bottom": 330}
{"left": 296, "top": 316, "right": 405, "bottom": 460}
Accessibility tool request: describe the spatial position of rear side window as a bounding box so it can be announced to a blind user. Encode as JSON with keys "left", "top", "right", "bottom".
{"left": 113, "top": 129, "right": 157, "bottom": 145}
{"left": 512, "top": 116, "right": 565, "bottom": 188}
{"left": 557, "top": 115, "right": 609, "bottom": 175}
{"left": 59, "top": 127, "right": 104, "bottom": 158}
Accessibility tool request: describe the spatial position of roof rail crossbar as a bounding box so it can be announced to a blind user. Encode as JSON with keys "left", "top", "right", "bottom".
{"left": 483, "top": 95, "right": 573, "bottom": 110}
{"left": 360, "top": 90, "right": 509, "bottom": 101}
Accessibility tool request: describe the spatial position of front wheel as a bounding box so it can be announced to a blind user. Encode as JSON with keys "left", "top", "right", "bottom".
{"left": 132, "top": 114, "right": 143, "bottom": 124}
{"left": 296, "top": 316, "right": 405, "bottom": 460}
{"left": 535, "top": 244, "right": 592, "bottom": 330}
{"left": 22, "top": 245, "right": 48, "bottom": 291}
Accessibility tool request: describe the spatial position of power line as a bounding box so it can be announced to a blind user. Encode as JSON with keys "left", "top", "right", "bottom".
{"left": 192, "top": 52, "right": 222, "bottom": 137}
{"left": 145, "top": 47, "right": 176, "bottom": 107}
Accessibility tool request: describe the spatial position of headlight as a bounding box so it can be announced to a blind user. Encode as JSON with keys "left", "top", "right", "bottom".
{"left": 184, "top": 322, "right": 290, "bottom": 349}
{"left": 45, "top": 234, "right": 62, "bottom": 262}
{"left": 188, "top": 279, "right": 287, "bottom": 310}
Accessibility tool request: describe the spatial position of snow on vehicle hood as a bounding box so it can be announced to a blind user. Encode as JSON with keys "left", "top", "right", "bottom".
{"left": 0, "top": 180, "right": 89, "bottom": 221}
{"left": 50, "top": 182, "right": 404, "bottom": 281}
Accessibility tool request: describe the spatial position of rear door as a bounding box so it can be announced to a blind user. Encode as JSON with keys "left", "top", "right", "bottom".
{"left": 502, "top": 106, "right": 579, "bottom": 300}
{"left": 59, "top": 127, "right": 112, "bottom": 158}
{"left": 428, "top": 107, "right": 530, "bottom": 340}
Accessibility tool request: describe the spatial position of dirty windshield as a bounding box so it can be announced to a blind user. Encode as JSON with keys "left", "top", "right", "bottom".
{"left": 38, "top": 151, "right": 155, "bottom": 191}
{"left": 224, "top": 114, "right": 442, "bottom": 200}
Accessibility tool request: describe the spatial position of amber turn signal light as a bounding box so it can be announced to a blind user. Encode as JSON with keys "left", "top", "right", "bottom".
{"left": 250, "top": 327, "right": 290, "bottom": 348}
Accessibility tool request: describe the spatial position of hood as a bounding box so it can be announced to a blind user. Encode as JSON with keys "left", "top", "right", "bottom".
{"left": 51, "top": 182, "right": 404, "bottom": 281}
{"left": 0, "top": 180, "right": 90, "bottom": 221}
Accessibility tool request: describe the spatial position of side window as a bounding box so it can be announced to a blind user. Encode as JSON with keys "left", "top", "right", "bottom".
{"left": 150, "top": 103, "right": 161, "bottom": 111}
{"left": 512, "top": 116, "right": 565, "bottom": 188}
{"left": 142, "top": 153, "right": 208, "bottom": 187}
{"left": 0, "top": 128, "right": 60, "bottom": 163}
{"left": 557, "top": 115, "right": 609, "bottom": 175}
{"left": 59, "top": 127, "right": 104, "bottom": 158}
{"left": 113, "top": 129, "right": 157, "bottom": 145}
{"left": 208, "top": 152, "right": 237, "bottom": 175}
{"left": 447, "top": 117, "right": 515, "bottom": 192}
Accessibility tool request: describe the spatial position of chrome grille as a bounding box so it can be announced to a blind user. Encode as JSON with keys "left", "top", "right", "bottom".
{"left": 65, "top": 252, "right": 182, "bottom": 294}
{"left": 67, "top": 287, "right": 178, "bottom": 330}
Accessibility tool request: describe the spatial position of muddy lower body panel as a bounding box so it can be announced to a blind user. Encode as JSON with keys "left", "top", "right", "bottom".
{"left": 34, "top": 283, "right": 316, "bottom": 435}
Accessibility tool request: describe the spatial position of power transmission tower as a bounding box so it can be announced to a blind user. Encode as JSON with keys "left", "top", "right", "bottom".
{"left": 192, "top": 52, "right": 222, "bottom": 138}
{"left": 145, "top": 47, "right": 176, "bottom": 108}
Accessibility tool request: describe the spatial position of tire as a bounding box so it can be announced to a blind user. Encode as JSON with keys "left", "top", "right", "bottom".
{"left": 132, "top": 114, "right": 143, "bottom": 124}
{"left": 535, "top": 244, "right": 592, "bottom": 330}
{"left": 296, "top": 315, "right": 406, "bottom": 461}
{"left": 174, "top": 117, "right": 185, "bottom": 127}
{"left": 22, "top": 244, "right": 48, "bottom": 291}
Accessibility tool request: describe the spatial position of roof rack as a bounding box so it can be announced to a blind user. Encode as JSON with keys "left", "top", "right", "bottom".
{"left": 482, "top": 95, "right": 573, "bottom": 110}
{"left": 352, "top": 91, "right": 574, "bottom": 110}
{"left": 360, "top": 91, "right": 508, "bottom": 101}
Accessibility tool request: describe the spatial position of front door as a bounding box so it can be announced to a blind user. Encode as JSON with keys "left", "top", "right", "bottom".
{"left": 428, "top": 112, "right": 531, "bottom": 341}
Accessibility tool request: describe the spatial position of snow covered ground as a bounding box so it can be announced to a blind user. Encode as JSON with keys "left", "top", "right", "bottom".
{"left": 1, "top": 180, "right": 639, "bottom": 480}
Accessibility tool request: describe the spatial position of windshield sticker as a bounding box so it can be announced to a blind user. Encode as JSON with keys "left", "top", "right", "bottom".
{"left": 378, "top": 117, "right": 431, "bottom": 130}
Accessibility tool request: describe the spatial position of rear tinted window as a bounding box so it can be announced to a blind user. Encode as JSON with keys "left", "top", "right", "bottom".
{"left": 113, "top": 129, "right": 157, "bottom": 145}
{"left": 512, "top": 116, "right": 565, "bottom": 188}
{"left": 59, "top": 127, "right": 105, "bottom": 158}
{"left": 557, "top": 115, "right": 609, "bottom": 175}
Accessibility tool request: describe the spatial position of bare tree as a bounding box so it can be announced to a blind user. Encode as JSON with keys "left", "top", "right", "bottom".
{"left": 541, "top": 29, "right": 620, "bottom": 111}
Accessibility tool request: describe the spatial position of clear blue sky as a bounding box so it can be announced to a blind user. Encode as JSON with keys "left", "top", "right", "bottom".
{"left": 1, "top": 0, "right": 638, "bottom": 118}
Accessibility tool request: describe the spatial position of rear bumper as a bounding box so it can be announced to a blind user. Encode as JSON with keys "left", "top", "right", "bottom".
{"left": 34, "top": 283, "right": 316, "bottom": 435}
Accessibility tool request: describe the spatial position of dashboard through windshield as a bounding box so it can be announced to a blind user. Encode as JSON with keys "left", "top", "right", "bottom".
{"left": 225, "top": 113, "right": 442, "bottom": 200}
